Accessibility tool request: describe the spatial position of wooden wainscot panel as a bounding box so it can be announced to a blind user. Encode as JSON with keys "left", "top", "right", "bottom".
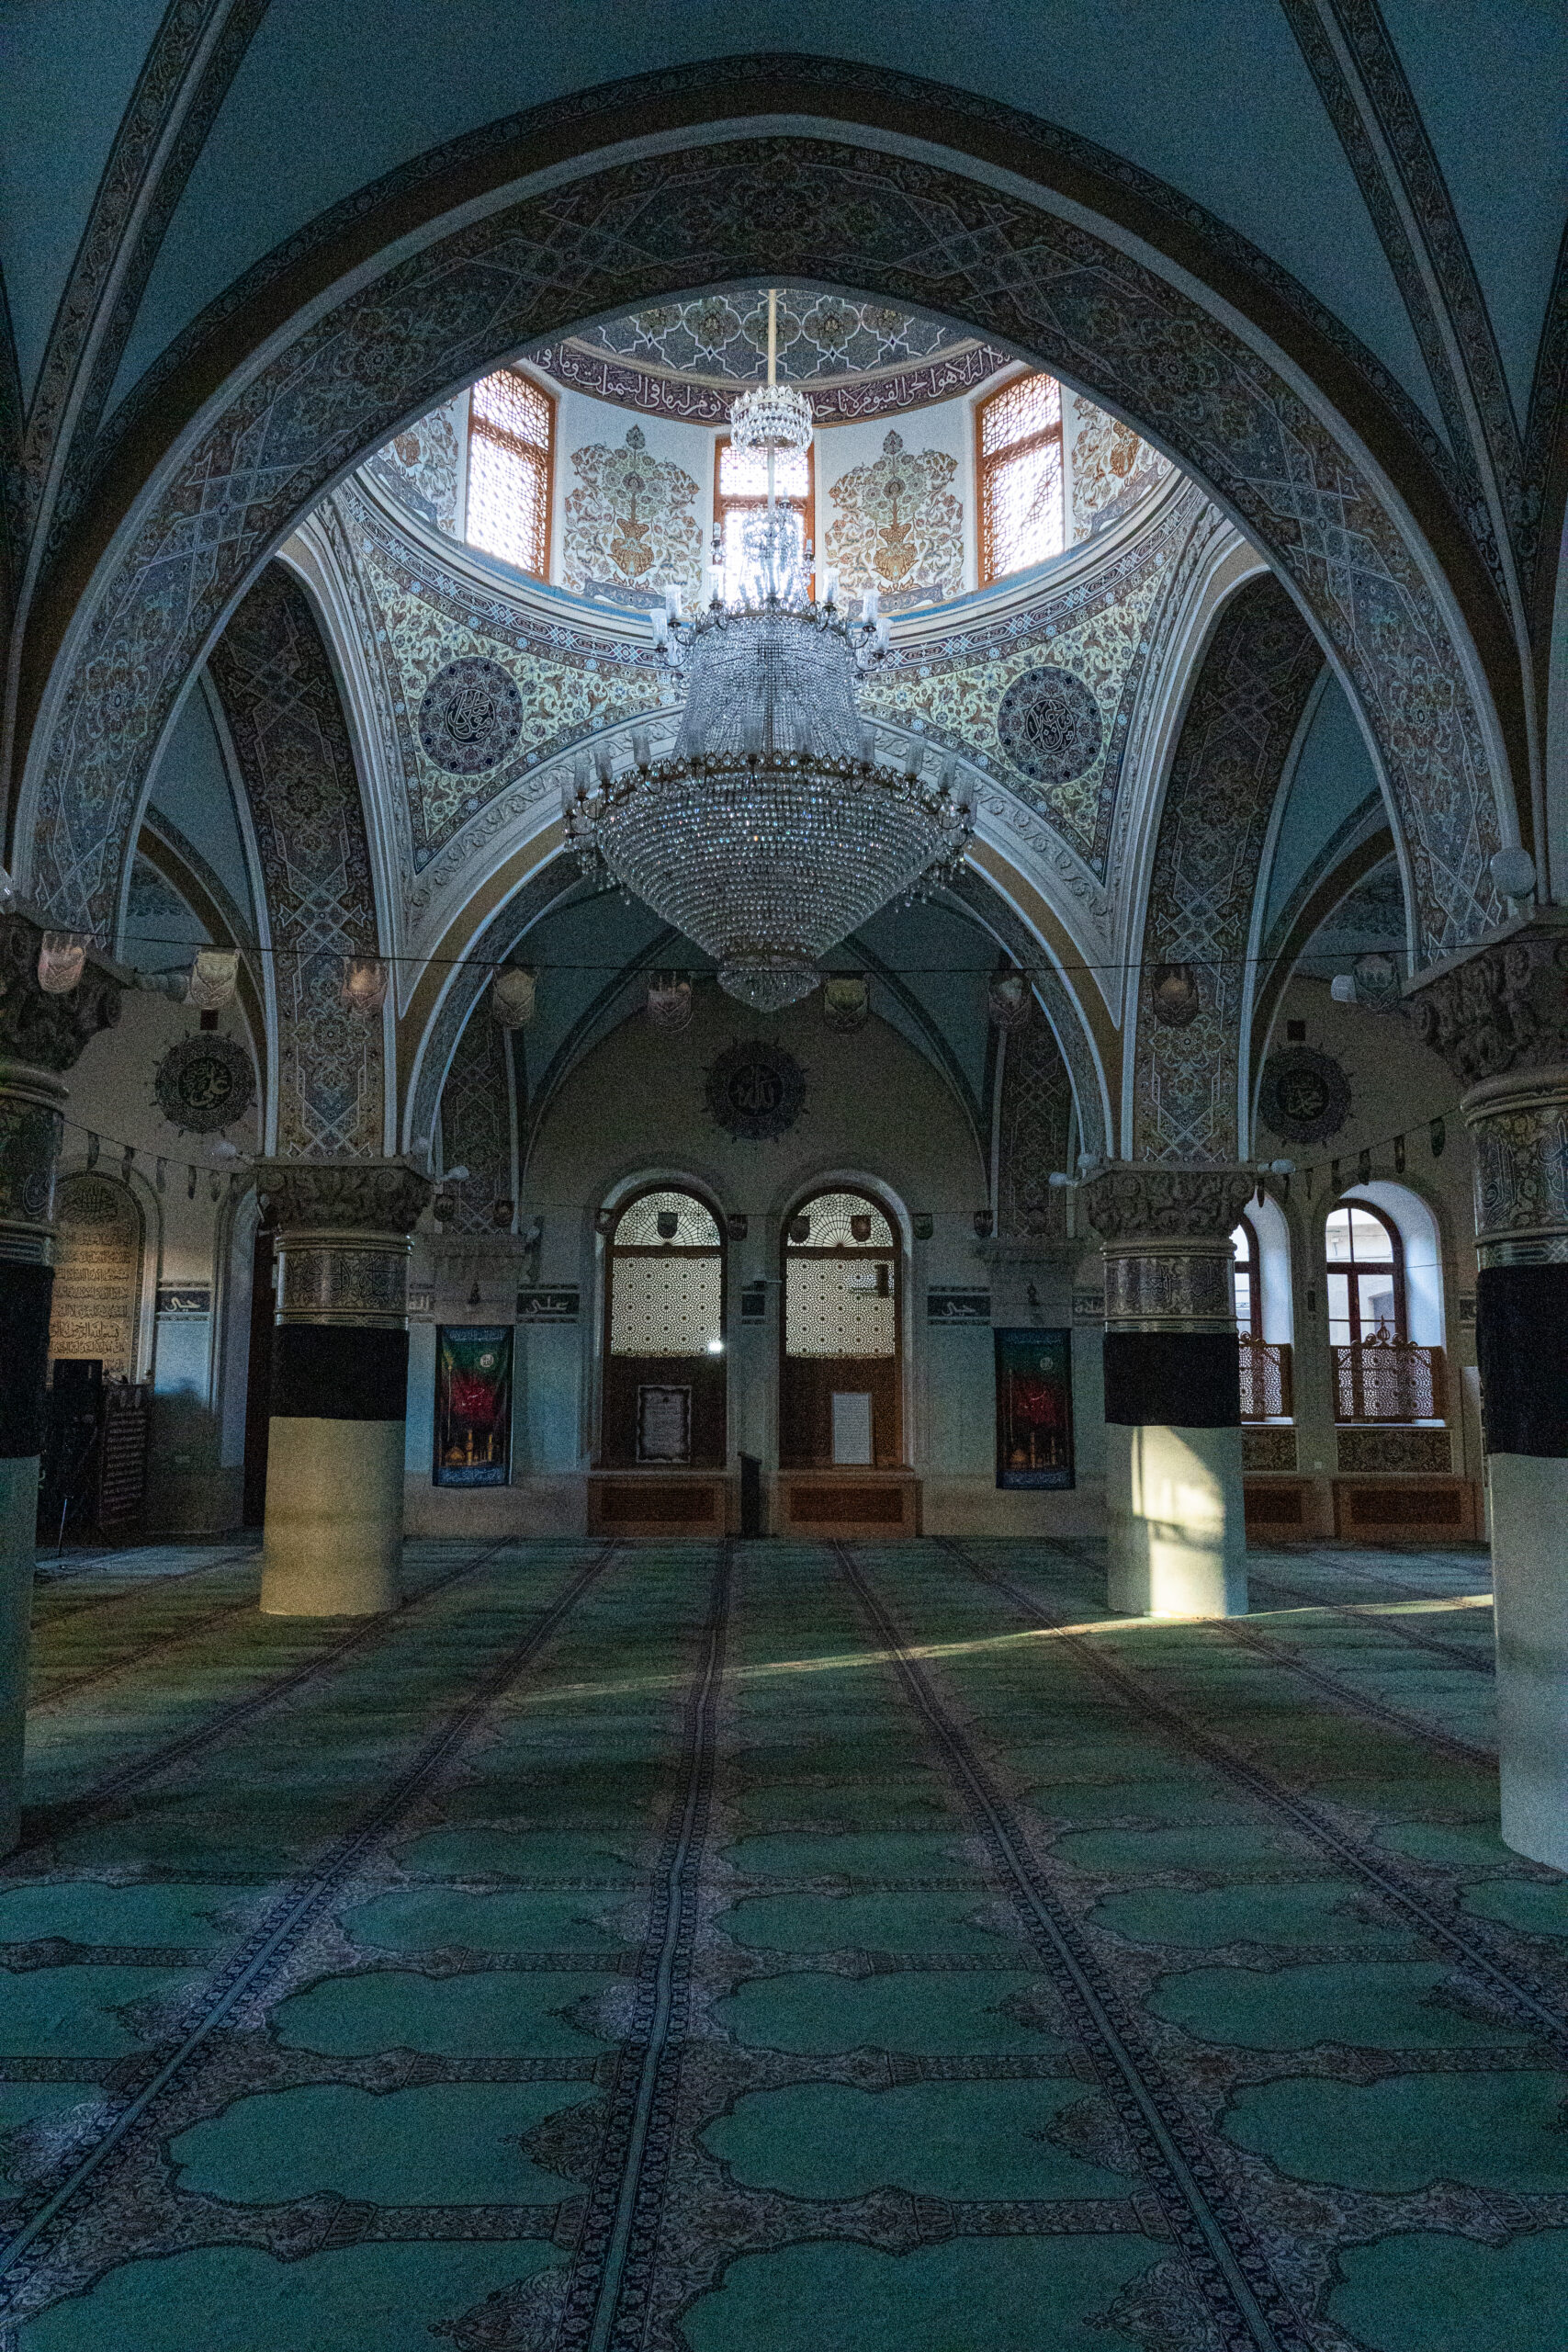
{"left": 1243, "top": 1477, "right": 1311, "bottom": 1537}
{"left": 586, "top": 1472, "right": 731, "bottom": 1537}
{"left": 1330, "top": 1476, "right": 1482, "bottom": 1544}
{"left": 775, "top": 1470, "right": 921, "bottom": 1537}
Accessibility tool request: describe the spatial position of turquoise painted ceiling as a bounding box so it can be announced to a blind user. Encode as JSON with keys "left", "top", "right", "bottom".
{"left": 3, "top": 0, "right": 1562, "bottom": 448}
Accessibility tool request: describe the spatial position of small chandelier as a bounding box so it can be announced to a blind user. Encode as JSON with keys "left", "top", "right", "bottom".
{"left": 562, "top": 293, "right": 974, "bottom": 1011}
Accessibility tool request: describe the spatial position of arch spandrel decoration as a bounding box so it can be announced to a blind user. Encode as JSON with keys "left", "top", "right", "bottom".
{"left": 22, "top": 128, "right": 1506, "bottom": 958}
{"left": 1134, "top": 577, "right": 1323, "bottom": 1162}
{"left": 207, "top": 564, "right": 385, "bottom": 1158}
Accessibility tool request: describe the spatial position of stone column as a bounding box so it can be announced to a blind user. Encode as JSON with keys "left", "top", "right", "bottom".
{"left": 1081, "top": 1163, "right": 1257, "bottom": 1618}
{"left": 1410, "top": 917, "right": 1568, "bottom": 1865}
{"left": 0, "top": 917, "right": 120, "bottom": 1850}
{"left": 254, "top": 1159, "right": 432, "bottom": 1617}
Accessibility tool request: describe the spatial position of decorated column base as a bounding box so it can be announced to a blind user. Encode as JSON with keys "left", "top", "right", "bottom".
{"left": 1085, "top": 1167, "right": 1256, "bottom": 1620}
{"left": 256, "top": 1162, "right": 431, "bottom": 1619}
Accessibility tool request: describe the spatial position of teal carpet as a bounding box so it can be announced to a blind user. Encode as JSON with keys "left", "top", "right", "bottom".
{"left": 2, "top": 1532, "right": 1562, "bottom": 2349}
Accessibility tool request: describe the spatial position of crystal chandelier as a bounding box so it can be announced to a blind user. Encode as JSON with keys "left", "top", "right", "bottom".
{"left": 562, "top": 292, "right": 975, "bottom": 1012}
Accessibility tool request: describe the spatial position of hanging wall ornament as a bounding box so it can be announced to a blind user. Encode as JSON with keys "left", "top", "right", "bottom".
{"left": 705, "top": 1038, "right": 807, "bottom": 1141}
{"left": 38, "top": 932, "right": 87, "bottom": 993}
{"left": 155, "top": 1159, "right": 166, "bottom": 1193}
{"left": 186, "top": 1165, "right": 197, "bottom": 1200}
{"left": 153, "top": 1033, "right": 254, "bottom": 1136}
{"left": 1357, "top": 1148, "right": 1371, "bottom": 1185}
{"left": 186, "top": 947, "right": 239, "bottom": 1012}
{"left": 1351, "top": 950, "right": 1402, "bottom": 1011}
{"left": 121, "top": 1145, "right": 135, "bottom": 1176}
{"left": 491, "top": 966, "right": 537, "bottom": 1029}
{"left": 988, "top": 971, "right": 1031, "bottom": 1030}
{"left": 1394, "top": 1134, "right": 1406, "bottom": 1173}
{"left": 209, "top": 1171, "right": 222, "bottom": 1204}
{"left": 821, "top": 975, "right": 869, "bottom": 1033}
{"left": 1430, "top": 1117, "right": 1446, "bottom": 1158}
{"left": 647, "top": 973, "right": 694, "bottom": 1032}
{"left": 1330, "top": 1159, "right": 1342, "bottom": 1193}
{"left": 342, "top": 956, "right": 389, "bottom": 1015}
{"left": 85, "top": 1134, "right": 99, "bottom": 1170}
{"left": 1258, "top": 1046, "right": 1351, "bottom": 1145}
{"left": 1148, "top": 961, "right": 1201, "bottom": 1028}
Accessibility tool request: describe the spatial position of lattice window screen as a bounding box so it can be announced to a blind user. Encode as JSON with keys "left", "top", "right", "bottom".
{"left": 785, "top": 1259, "right": 896, "bottom": 1359}
{"left": 615, "top": 1191, "right": 721, "bottom": 1248}
{"left": 611, "top": 1256, "right": 722, "bottom": 1356}
{"left": 786, "top": 1192, "right": 894, "bottom": 1249}
{"left": 467, "top": 369, "right": 553, "bottom": 574}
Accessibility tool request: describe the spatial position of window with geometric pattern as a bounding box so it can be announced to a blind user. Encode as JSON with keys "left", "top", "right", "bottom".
{"left": 976, "top": 373, "right": 1064, "bottom": 584}
{"left": 466, "top": 368, "right": 555, "bottom": 577}
{"left": 784, "top": 1190, "right": 897, "bottom": 1360}
{"left": 609, "top": 1189, "right": 723, "bottom": 1357}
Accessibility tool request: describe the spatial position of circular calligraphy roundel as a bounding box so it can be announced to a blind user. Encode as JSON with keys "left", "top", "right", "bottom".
{"left": 417, "top": 656, "right": 524, "bottom": 775}
{"left": 704, "top": 1041, "right": 807, "bottom": 1143}
{"left": 153, "top": 1034, "right": 255, "bottom": 1136}
{"left": 1258, "top": 1046, "right": 1351, "bottom": 1146}
{"left": 996, "top": 664, "right": 1103, "bottom": 787}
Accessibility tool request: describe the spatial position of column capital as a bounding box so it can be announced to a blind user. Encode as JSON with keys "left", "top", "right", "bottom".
{"left": 1079, "top": 1162, "right": 1258, "bottom": 1246}
{"left": 255, "top": 1159, "right": 434, "bottom": 1329}
{"left": 254, "top": 1158, "right": 433, "bottom": 1238}
{"left": 1406, "top": 910, "right": 1568, "bottom": 1091}
{"left": 1081, "top": 1162, "right": 1256, "bottom": 1335}
{"left": 0, "top": 913, "right": 121, "bottom": 1073}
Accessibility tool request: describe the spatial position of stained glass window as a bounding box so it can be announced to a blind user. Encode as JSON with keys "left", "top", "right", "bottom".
{"left": 976, "top": 373, "right": 1064, "bottom": 583}
{"left": 466, "top": 368, "right": 554, "bottom": 576}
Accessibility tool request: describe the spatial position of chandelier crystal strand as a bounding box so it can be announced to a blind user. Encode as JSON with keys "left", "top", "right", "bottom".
{"left": 566, "top": 288, "right": 974, "bottom": 1010}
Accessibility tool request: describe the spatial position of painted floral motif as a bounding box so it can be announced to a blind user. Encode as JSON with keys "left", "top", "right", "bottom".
{"left": 824, "top": 431, "right": 963, "bottom": 608}
{"left": 341, "top": 485, "right": 671, "bottom": 877}
{"left": 365, "top": 403, "right": 460, "bottom": 534}
{"left": 561, "top": 426, "right": 702, "bottom": 604}
{"left": 1069, "top": 395, "right": 1171, "bottom": 539}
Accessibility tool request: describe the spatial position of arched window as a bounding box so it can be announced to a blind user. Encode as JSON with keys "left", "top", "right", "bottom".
{"left": 715, "top": 433, "right": 815, "bottom": 602}
{"left": 1325, "top": 1201, "right": 1404, "bottom": 1345}
{"left": 976, "top": 373, "right": 1064, "bottom": 584}
{"left": 602, "top": 1188, "right": 725, "bottom": 1468}
{"left": 780, "top": 1189, "right": 901, "bottom": 1468}
{"left": 1230, "top": 1216, "right": 1260, "bottom": 1338}
{"left": 466, "top": 367, "right": 555, "bottom": 576}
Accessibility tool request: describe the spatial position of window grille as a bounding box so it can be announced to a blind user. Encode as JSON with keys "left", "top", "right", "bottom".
{"left": 976, "top": 374, "right": 1064, "bottom": 583}
{"left": 610, "top": 1256, "right": 722, "bottom": 1357}
{"left": 1334, "top": 1339, "right": 1445, "bottom": 1424}
{"left": 614, "top": 1190, "right": 721, "bottom": 1249}
{"left": 784, "top": 1257, "right": 896, "bottom": 1358}
{"left": 1238, "top": 1338, "right": 1293, "bottom": 1420}
{"left": 784, "top": 1192, "right": 894, "bottom": 1250}
{"left": 467, "top": 368, "right": 554, "bottom": 576}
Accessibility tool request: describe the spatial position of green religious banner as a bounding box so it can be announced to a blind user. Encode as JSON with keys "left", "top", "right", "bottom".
{"left": 995, "top": 1327, "right": 1075, "bottom": 1489}
{"left": 434, "top": 1326, "right": 513, "bottom": 1487}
